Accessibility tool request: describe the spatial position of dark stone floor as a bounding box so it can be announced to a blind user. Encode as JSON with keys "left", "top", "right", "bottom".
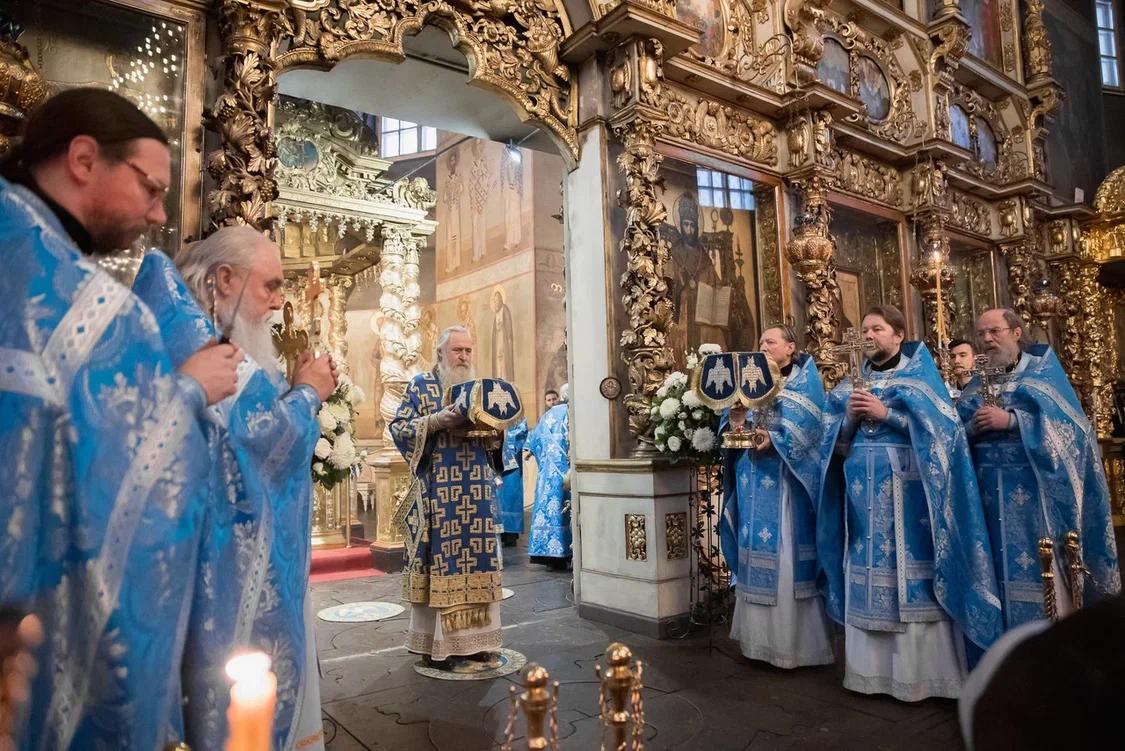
{"left": 311, "top": 545, "right": 963, "bottom": 750}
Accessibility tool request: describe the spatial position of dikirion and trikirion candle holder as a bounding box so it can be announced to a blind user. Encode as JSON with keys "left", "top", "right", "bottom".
{"left": 691, "top": 351, "right": 783, "bottom": 450}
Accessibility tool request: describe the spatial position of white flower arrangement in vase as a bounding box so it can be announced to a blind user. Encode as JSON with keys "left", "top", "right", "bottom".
{"left": 312, "top": 374, "right": 369, "bottom": 490}
{"left": 648, "top": 343, "right": 723, "bottom": 464}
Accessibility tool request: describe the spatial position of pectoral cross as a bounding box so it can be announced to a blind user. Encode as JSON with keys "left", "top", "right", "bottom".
{"left": 968, "top": 353, "right": 1007, "bottom": 408}
{"left": 830, "top": 328, "right": 875, "bottom": 390}
{"left": 272, "top": 301, "right": 309, "bottom": 382}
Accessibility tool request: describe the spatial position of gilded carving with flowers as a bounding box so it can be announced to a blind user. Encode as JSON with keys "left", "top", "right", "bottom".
{"left": 276, "top": 0, "right": 577, "bottom": 158}
{"left": 948, "top": 191, "right": 991, "bottom": 236}
{"left": 834, "top": 148, "right": 901, "bottom": 208}
{"left": 644, "top": 84, "right": 778, "bottom": 166}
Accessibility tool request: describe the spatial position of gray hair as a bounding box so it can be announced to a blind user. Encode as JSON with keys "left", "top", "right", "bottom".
{"left": 434, "top": 324, "right": 471, "bottom": 363}
{"left": 175, "top": 225, "right": 273, "bottom": 305}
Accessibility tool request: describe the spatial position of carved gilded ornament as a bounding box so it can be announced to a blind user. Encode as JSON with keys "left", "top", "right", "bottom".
{"left": 684, "top": 0, "right": 788, "bottom": 93}
{"left": 835, "top": 148, "right": 901, "bottom": 208}
{"left": 910, "top": 161, "right": 948, "bottom": 211}
{"left": 612, "top": 114, "right": 677, "bottom": 452}
{"left": 998, "top": 199, "right": 1020, "bottom": 237}
{"left": 1023, "top": 0, "right": 1052, "bottom": 84}
{"left": 754, "top": 186, "right": 783, "bottom": 325}
{"left": 927, "top": 16, "right": 970, "bottom": 77}
{"left": 910, "top": 217, "right": 957, "bottom": 351}
{"left": 644, "top": 83, "right": 778, "bottom": 166}
{"left": 625, "top": 514, "right": 648, "bottom": 560}
{"left": 206, "top": 0, "right": 290, "bottom": 231}
{"left": 999, "top": 2, "right": 1016, "bottom": 74}
{"left": 825, "top": 20, "right": 925, "bottom": 142}
{"left": 0, "top": 30, "right": 48, "bottom": 157}
{"left": 786, "top": 111, "right": 833, "bottom": 170}
{"left": 276, "top": 0, "right": 577, "bottom": 158}
{"left": 947, "top": 191, "right": 991, "bottom": 236}
{"left": 782, "top": 0, "right": 831, "bottom": 77}
{"left": 665, "top": 512, "right": 688, "bottom": 560}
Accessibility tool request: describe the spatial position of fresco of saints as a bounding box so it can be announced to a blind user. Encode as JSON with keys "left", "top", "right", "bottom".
{"left": 491, "top": 285, "right": 515, "bottom": 381}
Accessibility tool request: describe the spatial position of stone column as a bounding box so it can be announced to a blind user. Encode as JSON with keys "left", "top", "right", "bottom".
{"left": 368, "top": 225, "right": 423, "bottom": 572}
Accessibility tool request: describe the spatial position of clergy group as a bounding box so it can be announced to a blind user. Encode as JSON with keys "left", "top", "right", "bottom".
{"left": 719, "top": 307, "right": 1121, "bottom": 702}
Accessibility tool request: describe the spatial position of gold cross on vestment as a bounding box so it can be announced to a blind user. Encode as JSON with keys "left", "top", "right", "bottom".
{"left": 829, "top": 328, "right": 875, "bottom": 390}
{"left": 968, "top": 354, "right": 1007, "bottom": 407}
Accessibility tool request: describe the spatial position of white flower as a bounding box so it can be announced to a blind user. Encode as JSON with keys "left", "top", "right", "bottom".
{"left": 347, "top": 384, "right": 366, "bottom": 404}
{"left": 656, "top": 385, "right": 668, "bottom": 399}
{"left": 683, "top": 428, "right": 694, "bottom": 440}
{"left": 328, "top": 439, "right": 357, "bottom": 470}
{"left": 686, "top": 353, "right": 699, "bottom": 370}
{"left": 659, "top": 398, "right": 681, "bottom": 419}
{"left": 682, "top": 390, "right": 702, "bottom": 409}
{"left": 698, "top": 343, "right": 721, "bottom": 355}
{"left": 667, "top": 435, "right": 682, "bottom": 452}
{"left": 326, "top": 402, "right": 350, "bottom": 422}
{"left": 314, "top": 438, "right": 332, "bottom": 460}
{"left": 691, "top": 427, "right": 716, "bottom": 452}
{"left": 692, "top": 409, "right": 703, "bottom": 420}
{"left": 317, "top": 410, "right": 338, "bottom": 432}
{"left": 334, "top": 433, "right": 355, "bottom": 454}
{"left": 678, "top": 420, "right": 686, "bottom": 431}
{"left": 655, "top": 425, "right": 667, "bottom": 438}
{"left": 650, "top": 405, "right": 660, "bottom": 417}
{"left": 665, "top": 371, "right": 688, "bottom": 389}
{"left": 656, "top": 441, "right": 666, "bottom": 452}
{"left": 313, "top": 462, "right": 324, "bottom": 473}
{"left": 678, "top": 411, "right": 687, "bottom": 420}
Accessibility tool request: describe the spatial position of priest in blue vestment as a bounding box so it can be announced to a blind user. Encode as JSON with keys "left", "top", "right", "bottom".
{"left": 958, "top": 308, "right": 1120, "bottom": 629}
{"left": 526, "top": 385, "right": 572, "bottom": 568}
{"left": 390, "top": 325, "right": 505, "bottom": 669}
{"left": 132, "top": 226, "right": 338, "bottom": 750}
{"left": 816, "top": 305, "right": 1002, "bottom": 702}
{"left": 719, "top": 326, "right": 834, "bottom": 668}
{"left": 497, "top": 419, "right": 528, "bottom": 547}
{"left": 0, "top": 89, "right": 241, "bottom": 749}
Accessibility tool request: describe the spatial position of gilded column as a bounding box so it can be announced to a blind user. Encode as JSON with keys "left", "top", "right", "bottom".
{"left": 205, "top": 0, "right": 288, "bottom": 231}
{"left": 376, "top": 226, "right": 423, "bottom": 445}
{"left": 1077, "top": 260, "right": 1112, "bottom": 435}
{"left": 1051, "top": 256, "right": 1086, "bottom": 407}
{"left": 787, "top": 171, "right": 845, "bottom": 387}
{"left": 1000, "top": 240, "right": 1036, "bottom": 324}
{"left": 325, "top": 274, "right": 352, "bottom": 368}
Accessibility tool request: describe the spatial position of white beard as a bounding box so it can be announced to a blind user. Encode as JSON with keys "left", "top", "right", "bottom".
{"left": 227, "top": 309, "right": 282, "bottom": 377}
{"left": 436, "top": 362, "right": 475, "bottom": 386}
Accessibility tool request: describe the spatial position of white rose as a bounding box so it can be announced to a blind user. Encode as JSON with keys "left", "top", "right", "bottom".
{"left": 681, "top": 390, "right": 702, "bottom": 409}
{"left": 348, "top": 384, "right": 366, "bottom": 404}
{"left": 327, "top": 402, "right": 350, "bottom": 422}
{"left": 650, "top": 405, "right": 660, "bottom": 417}
{"left": 656, "top": 385, "right": 668, "bottom": 399}
{"left": 691, "top": 427, "right": 716, "bottom": 452}
{"left": 334, "top": 433, "right": 355, "bottom": 454}
{"left": 678, "top": 420, "right": 686, "bottom": 431}
{"left": 678, "top": 411, "right": 687, "bottom": 420}
{"left": 313, "top": 462, "right": 324, "bottom": 473}
{"left": 686, "top": 353, "right": 699, "bottom": 370}
{"left": 683, "top": 428, "right": 694, "bottom": 440}
{"left": 318, "top": 410, "right": 338, "bottom": 432}
{"left": 667, "top": 435, "right": 682, "bottom": 452}
{"left": 698, "top": 343, "right": 721, "bottom": 355}
{"left": 667, "top": 371, "right": 688, "bottom": 389}
{"left": 659, "top": 398, "right": 681, "bottom": 419}
{"left": 314, "top": 437, "right": 332, "bottom": 460}
{"left": 692, "top": 409, "right": 703, "bottom": 420}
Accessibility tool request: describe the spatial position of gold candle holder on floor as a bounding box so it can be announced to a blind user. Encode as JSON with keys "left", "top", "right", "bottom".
{"left": 501, "top": 663, "right": 559, "bottom": 751}
{"left": 595, "top": 642, "right": 645, "bottom": 751}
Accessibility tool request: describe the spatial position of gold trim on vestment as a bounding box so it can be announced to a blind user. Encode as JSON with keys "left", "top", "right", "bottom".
{"left": 401, "top": 571, "right": 503, "bottom": 607}
{"left": 439, "top": 603, "right": 493, "bottom": 633}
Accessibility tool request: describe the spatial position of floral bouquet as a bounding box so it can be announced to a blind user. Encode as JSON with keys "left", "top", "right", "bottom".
{"left": 312, "top": 374, "right": 369, "bottom": 490}
{"left": 649, "top": 343, "right": 723, "bottom": 464}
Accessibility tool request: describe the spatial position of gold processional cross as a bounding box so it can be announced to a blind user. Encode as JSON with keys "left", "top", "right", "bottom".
{"left": 829, "top": 328, "right": 875, "bottom": 391}
{"left": 273, "top": 302, "right": 309, "bottom": 382}
{"left": 968, "top": 353, "right": 1007, "bottom": 407}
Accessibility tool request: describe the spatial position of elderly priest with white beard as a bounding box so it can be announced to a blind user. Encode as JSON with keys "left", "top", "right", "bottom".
{"left": 131, "top": 225, "right": 337, "bottom": 751}
{"left": 390, "top": 325, "right": 506, "bottom": 670}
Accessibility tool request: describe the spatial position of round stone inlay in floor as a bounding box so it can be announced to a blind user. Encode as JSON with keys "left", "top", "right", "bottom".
{"left": 414, "top": 648, "right": 527, "bottom": 681}
{"left": 317, "top": 601, "right": 405, "bottom": 623}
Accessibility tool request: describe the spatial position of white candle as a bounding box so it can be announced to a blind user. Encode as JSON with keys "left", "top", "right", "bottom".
{"left": 224, "top": 651, "right": 276, "bottom": 751}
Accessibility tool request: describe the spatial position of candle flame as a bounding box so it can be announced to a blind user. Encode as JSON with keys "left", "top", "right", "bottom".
{"left": 226, "top": 651, "right": 271, "bottom": 684}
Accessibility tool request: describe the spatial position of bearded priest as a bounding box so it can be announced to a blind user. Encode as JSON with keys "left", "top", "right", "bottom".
{"left": 390, "top": 325, "right": 505, "bottom": 670}
{"left": 132, "top": 225, "right": 337, "bottom": 750}
{"left": 816, "top": 305, "right": 1002, "bottom": 701}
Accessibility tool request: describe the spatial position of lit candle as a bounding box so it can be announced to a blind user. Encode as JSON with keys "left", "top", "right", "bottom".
{"left": 224, "top": 651, "right": 276, "bottom": 751}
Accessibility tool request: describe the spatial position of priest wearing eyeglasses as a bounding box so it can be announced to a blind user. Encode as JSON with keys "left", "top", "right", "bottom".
{"left": 957, "top": 308, "right": 1120, "bottom": 630}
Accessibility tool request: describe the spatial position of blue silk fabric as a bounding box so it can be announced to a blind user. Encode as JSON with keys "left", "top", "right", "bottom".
{"left": 957, "top": 344, "right": 1121, "bottom": 628}
{"left": 816, "top": 342, "right": 1003, "bottom": 649}
{"left": 0, "top": 178, "right": 210, "bottom": 750}
{"left": 719, "top": 354, "right": 825, "bottom": 604}
{"left": 390, "top": 372, "right": 503, "bottom": 611}
{"left": 497, "top": 419, "right": 528, "bottom": 534}
{"left": 526, "top": 404, "right": 572, "bottom": 558}
{"left": 132, "top": 251, "right": 322, "bottom": 750}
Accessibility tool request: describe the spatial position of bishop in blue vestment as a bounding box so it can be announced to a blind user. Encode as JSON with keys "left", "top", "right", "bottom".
{"left": 0, "top": 88, "right": 241, "bottom": 749}
{"left": 527, "top": 396, "right": 572, "bottom": 565}
{"left": 132, "top": 227, "right": 336, "bottom": 750}
{"left": 816, "top": 306, "right": 1002, "bottom": 702}
{"left": 497, "top": 419, "right": 529, "bottom": 543}
{"left": 390, "top": 326, "right": 504, "bottom": 665}
{"left": 719, "top": 329, "right": 834, "bottom": 668}
{"left": 958, "top": 309, "right": 1120, "bottom": 629}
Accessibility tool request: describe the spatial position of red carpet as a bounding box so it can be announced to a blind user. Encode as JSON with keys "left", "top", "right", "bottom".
{"left": 309, "top": 539, "right": 385, "bottom": 584}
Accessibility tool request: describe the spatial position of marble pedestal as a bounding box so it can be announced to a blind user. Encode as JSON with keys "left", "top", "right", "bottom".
{"left": 572, "top": 462, "right": 692, "bottom": 637}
